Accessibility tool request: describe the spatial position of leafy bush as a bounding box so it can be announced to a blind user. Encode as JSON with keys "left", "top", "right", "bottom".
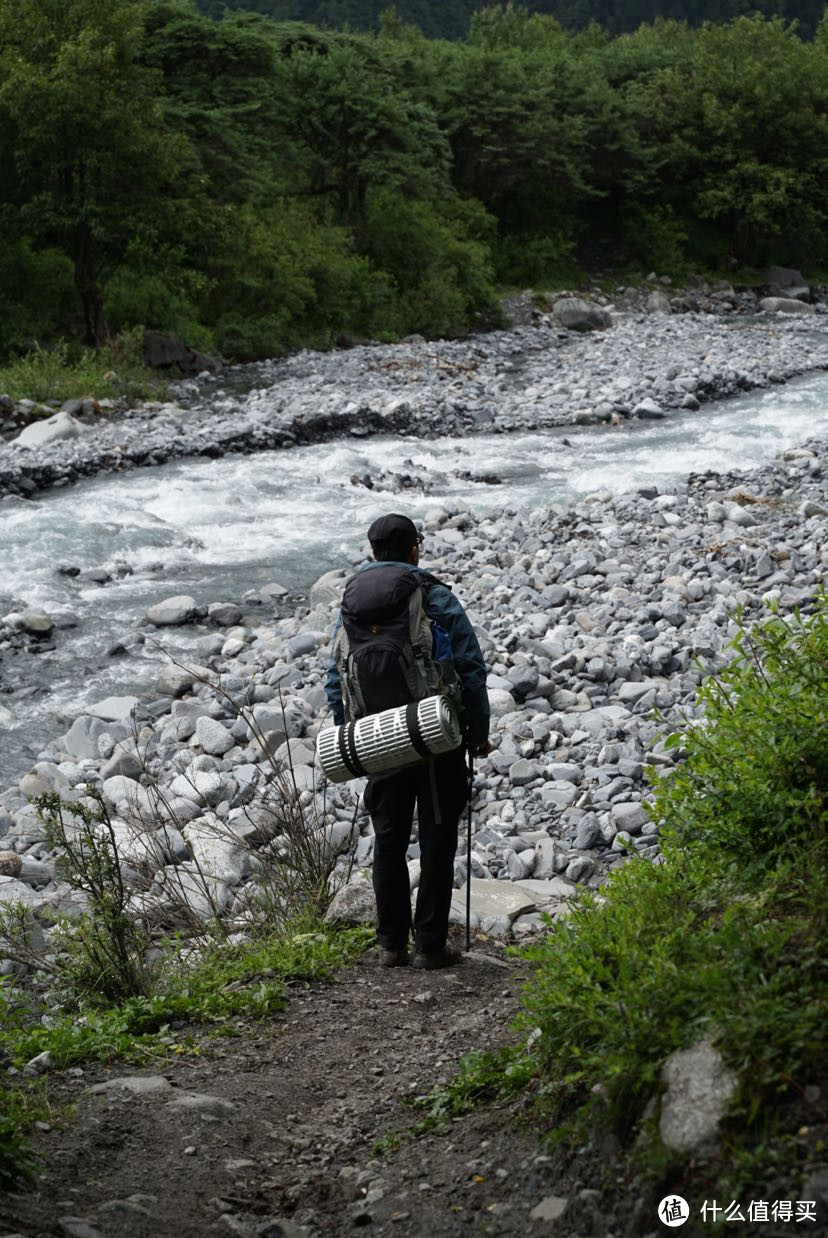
{"left": 653, "top": 599, "right": 828, "bottom": 873}
{"left": 36, "top": 790, "right": 155, "bottom": 1008}
{"left": 0, "top": 337, "right": 167, "bottom": 403}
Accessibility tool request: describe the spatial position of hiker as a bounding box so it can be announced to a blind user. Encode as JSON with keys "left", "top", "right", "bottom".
{"left": 325, "top": 513, "right": 490, "bottom": 970}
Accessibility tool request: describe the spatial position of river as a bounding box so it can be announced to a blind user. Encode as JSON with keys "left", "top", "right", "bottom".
{"left": 2, "top": 368, "right": 828, "bottom": 787}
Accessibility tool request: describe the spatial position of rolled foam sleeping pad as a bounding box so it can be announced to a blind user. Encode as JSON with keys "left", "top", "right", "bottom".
{"left": 315, "top": 694, "right": 461, "bottom": 783}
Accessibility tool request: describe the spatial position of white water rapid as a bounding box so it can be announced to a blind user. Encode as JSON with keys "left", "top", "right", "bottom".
{"left": 2, "top": 370, "right": 828, "bottom": 785}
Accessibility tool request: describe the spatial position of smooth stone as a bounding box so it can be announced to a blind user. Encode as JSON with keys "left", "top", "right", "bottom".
{"left": 89, "top": 1075, "right": 173, "bottom": 1096}
{"left": 14, "top": 411, "right": 89, "bottom": 448}
{"left": 146, "top": 595, "right": 197, "bottom": 626}
{"left": 157, "top": 663, "right": 210, "bottom": 697}
{"left": 208, "top": 602, "right": 242, "bottom": 627}
{"left": 85, "top": 695, "right": 139, "bottom": 722}
{"left": 19, "top": 609, "right": 55, "bottom": 636}
{"left": 509, "top": 758, "right": 542, "bottom": 787}
{"left": 611, "top": 802, "right": 648, "bottom": 833}
{"left": 194, "top": 716, "right": 234, "bottom": 756}
{"left": 758, "top": 296, "right": 815, "bottom": 315}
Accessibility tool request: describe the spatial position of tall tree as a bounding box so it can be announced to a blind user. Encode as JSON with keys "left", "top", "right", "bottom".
{"left": 0, "top": 0, "right": 195, "bottom": 344}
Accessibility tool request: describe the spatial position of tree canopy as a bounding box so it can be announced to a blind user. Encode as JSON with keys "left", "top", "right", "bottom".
{"left": 2, "top": 0, "right": 828, "bottom": 361}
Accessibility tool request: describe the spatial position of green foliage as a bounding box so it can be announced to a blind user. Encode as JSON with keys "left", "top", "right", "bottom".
{"left": 652, "top": 597, "right": 828, "bottom": 872}
{"left": 0, "top": 338, "right": 168, "bottom": 404}
{"left": 36, "top": 790, "right": 155, "bottom": 1007}
{"left": 3, "top": 2, "right": 828, "bottom": 364}
{"left": 361, "top": 190, "right": 500, "bottom": 336}
{"left": 0, "top": 1081, "right": 42, "bottom": 1192}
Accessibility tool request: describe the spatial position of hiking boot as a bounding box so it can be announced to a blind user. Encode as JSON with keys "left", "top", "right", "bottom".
{"left": 412, "top": 946, "right": 462, "bottom": 971}
{"left": 379, "top": 948, "right": 410, "bottom": 968}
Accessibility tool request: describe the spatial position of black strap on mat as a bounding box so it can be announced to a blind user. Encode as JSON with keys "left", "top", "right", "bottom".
{"left": 338, "top": 721, "right": 367, "bottom": 778}
{"left": 405, "top": 701, "right": 431, "bottom": 759}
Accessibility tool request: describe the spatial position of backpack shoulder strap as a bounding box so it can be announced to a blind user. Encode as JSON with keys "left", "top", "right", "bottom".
{"left": 417, "top": 570, "right": 452, "bottom": 592}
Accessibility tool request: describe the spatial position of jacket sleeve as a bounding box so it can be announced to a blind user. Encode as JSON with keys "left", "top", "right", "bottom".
{"left": 325, "top": 612, "right": 345, "bottom": 726}
{"left": 426, "top": 584, "right": 490, "bottom": 745}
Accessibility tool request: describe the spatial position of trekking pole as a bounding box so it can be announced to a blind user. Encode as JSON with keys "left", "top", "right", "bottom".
{"left": 465, "top": 745, "right": 474, "bottom": 954}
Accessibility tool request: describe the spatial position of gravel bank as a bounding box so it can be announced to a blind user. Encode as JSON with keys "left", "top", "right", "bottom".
{"left": 2, "top": 312, "right": 828, "bottom": 500}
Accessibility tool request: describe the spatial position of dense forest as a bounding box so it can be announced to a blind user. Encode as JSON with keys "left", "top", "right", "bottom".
{"left": 2, "top": 0, "right": 828, "bottom": 362}
{"left": 197, "top": 0, "right": 828, "bottom": 40}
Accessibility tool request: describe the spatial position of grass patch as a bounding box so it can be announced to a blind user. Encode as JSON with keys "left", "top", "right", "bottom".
{"left": 418, "top": 595, "right": 828, "bottom": 1201}
{"left": 0, "top": 333, "right": 168, "bottom": 405}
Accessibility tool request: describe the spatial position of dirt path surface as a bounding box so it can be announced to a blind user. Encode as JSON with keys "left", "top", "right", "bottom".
{"left": 0, "top": 939, "right": 586, "bottom": 1238}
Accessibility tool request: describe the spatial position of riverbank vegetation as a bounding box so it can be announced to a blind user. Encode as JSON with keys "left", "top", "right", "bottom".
{"left": 420, "top": 597, "right": 828, "bottom": 1205}
{"left": 1, "top": 0, "right": 828, "bottom": 365}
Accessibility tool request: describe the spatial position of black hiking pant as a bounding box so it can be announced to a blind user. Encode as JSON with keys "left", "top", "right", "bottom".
{"left": 364, "top": 747, "right": 469, "bottom": 955}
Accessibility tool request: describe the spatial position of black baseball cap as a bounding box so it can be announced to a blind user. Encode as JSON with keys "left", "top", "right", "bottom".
{"left": 367, "top": 513, "right": 424, "bottom": 553}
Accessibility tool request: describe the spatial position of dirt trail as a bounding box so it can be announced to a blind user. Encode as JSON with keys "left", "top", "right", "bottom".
{"left": 0, "top": 938, "right": 582, "bottom": 1238}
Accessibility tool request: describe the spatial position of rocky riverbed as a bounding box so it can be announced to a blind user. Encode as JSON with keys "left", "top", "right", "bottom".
{"left": 2, "top": 426, "right": 826, "bottom": 943}
{"left": 2, "top": 309, "right": 828, "bottom": 500}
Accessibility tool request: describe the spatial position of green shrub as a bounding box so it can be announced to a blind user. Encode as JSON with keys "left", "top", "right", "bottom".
{"left": 653, "top": 598, "right": 828, "bottom": 873}
{"left": 0, "top": 337, "right": 167, "bottom": 404}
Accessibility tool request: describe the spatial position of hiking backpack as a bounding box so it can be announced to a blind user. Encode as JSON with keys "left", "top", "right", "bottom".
{"left": 333, "top": 565, "right": 461, "bottom": 722}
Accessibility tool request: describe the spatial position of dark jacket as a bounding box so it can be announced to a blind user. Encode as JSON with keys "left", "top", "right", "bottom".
{"left": 325, "top": 560, "right": 490, "bottom": 746}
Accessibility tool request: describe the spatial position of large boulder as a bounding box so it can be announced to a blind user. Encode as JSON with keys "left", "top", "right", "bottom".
{"left": 85, "top": 696, "right": 140, "bottom": 722}
{"left": 763, "top": 265, "right": 810, "bottom": 303}
{"left": 59, "top": 715, "right": 129, "bottom": 760}
{"left": 157, "top": 663, "right": 210, "bottom": 697}
{"left": 759, "top": 296, "right": 815, "bottom": 315}
{"left": 146, "top": 595, "right": 198, "bottom": 626}
{"left": 553, "top": 297, "right": 612, "bottom": 333}
{"left": 143, "top": 330, "right": 220, "bottom": 375}
{"left": 183, "top": 816, "right": 247, "bottom": 886}
{"left": 14, "top": 411, "right": 90, "bottom": 449}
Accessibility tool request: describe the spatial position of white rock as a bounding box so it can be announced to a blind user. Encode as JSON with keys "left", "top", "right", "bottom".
{"left": 146, "top": 595, "right": 197, "bottom": 626}
{"left": 324, "top": 877, "right": 376, "bottom": 926}
{"left": 660, "top": 1038, "right": 737, "bottom": 1153}
{"left": 85, "top": 696, "right": 139, "bottom": 722}
{"left": 14, "top": 411, "right": 89, "bottom": 448}
{"left": 184, "top": 816, "right": 246, "bottom": 885}
{"left": 194, "top": 716, "right": 234, "bottom": 756}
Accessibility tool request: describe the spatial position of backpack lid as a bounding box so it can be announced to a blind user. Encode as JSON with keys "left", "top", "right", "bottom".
{"left": 341, "top": 564, "right": 422, "bottom": 626}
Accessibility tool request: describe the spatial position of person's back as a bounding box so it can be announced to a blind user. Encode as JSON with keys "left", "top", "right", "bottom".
{"left": 325, "top": 513, "right": 490, "bottom": 969}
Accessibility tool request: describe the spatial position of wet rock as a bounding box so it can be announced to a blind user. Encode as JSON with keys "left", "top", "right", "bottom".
{"left": 85, "top": 695, "right": 139, "bottom": 722}
{"left": 146, "top": 595, "right": 198, "bottom": 626}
